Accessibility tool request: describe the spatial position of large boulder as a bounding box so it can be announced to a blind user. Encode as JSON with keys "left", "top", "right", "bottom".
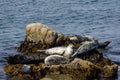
{"left": 26, "top": 23, "right": 58, "bottom": 45}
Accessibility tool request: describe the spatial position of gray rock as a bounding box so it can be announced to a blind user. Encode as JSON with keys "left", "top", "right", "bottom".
{"left": 22, "top": 65, "right": 31, "bottom": 73}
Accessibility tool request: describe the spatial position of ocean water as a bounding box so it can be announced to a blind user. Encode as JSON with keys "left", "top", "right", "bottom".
{"left": 0, "top": 0, "right": 120, "bottom": 80}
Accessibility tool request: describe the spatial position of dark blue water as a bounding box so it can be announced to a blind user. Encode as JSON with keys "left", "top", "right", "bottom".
{"left": 0, "top": 0, "right": 120, "bottom": 79}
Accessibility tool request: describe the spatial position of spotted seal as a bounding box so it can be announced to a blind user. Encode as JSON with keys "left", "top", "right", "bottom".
{"left": 71, "top": 40, "right": 111, "bottom": 58}
{"left": 44, "top": 55, "right": 69, "bottom": 66}
{"left": 37, "top": 44, "right": 74, "bottom": 58}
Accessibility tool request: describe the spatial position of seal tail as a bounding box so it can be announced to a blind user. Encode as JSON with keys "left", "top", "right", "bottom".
{"left": 98, "top": 40, "right": 112, "bottom": 48}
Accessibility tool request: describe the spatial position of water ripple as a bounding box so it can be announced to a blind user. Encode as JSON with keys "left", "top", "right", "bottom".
{"left": 0, "top": 0, "right": 120, "bottom": 80}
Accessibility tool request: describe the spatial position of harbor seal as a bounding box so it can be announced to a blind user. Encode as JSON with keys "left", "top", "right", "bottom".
{"left": 44, "top": 55, "right": 69, "bottom": 66}
{"left": 69, "top": 35, "right": 98, "bottom": 43}
{"left": 83, "top": 35, "right": 97, "bottom": 42}
{"left": 71, "top": 41, "right": 98, "bottom": 58}
{"left": 3, "top": 54, "right": 44, "bottom": 64}
{"left": 71, "top": 40, "right": 111, "bottom": 58}
{"left": 63, "top": 44, "right": 74, "bottom": 58}
{"left": 37, "top": 44, "right": 74, "bottom": 58}
{"left": 37, "top": 47, "right": 66, "bottom": 55}
{"left": 98, "top": 40, "right": 112, "bottom": 48}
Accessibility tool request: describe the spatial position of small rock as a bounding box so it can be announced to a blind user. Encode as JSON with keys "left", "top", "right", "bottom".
{"left": 22, "top": 65, "right": 31, "bottom": 73}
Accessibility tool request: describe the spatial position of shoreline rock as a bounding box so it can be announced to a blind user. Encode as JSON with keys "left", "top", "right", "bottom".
{"left": 4, "top": 22, "right": 118, "bottom": 80}
{"left": 4, "top": 57, "right": 118, "bottom": 80}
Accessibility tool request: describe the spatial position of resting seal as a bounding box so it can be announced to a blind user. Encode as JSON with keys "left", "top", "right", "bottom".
{"left": 71, "top": 40, "right": 111, "bottom": 58}
{"left": 63, "top": 44, "right": 74, "bottom": 58}
{"left": 37, "top": 44, "right": 74, "bottom": 58}
{"left": 44, "top": 55, "right": 69, "bottom": 66}
{"left": 37, "top": 46, "right": 66, "bottom": 55}
{"left": 69, "top": 35, "right": 98, "bottom": 43}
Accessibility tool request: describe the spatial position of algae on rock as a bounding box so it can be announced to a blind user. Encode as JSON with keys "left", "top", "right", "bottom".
{"left": 4, "top": 22, "right": 118, "bottom": 80}
{"left": 4, "top": 58, "right": 100, "bottom": 80}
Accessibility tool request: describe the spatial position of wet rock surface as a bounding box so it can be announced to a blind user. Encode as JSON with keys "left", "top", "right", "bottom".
{"left": 4, "top": 23, "right": 118, "bottom": 80}
{"left": 4, "top": 57, "right": 118, "bottom": 80}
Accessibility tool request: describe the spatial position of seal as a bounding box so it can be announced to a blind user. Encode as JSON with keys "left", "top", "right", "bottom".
{"left": 37, "top": 44, "right": 74, "bottom": 57}
{"left": 3, "top": 54, "right": 44, "bottom": 64}
{"left": 63, "top": 44, "right": 74, "bottom": 58}
{"left": 69, "top": 35, "right": 98, "bottom": 43}
{"left": 71, "top": 40, "right": 112, "bottom": 58}
{"left": 37, "top": 47, "right": 66, "bottom": 55}
{"left": 71, "top": 41, "right": 99, "bottom": 58}
{"left": 79, "top": 41, "right": 98, "bottom": 52}
{"left": 98, "top": 40, "right": 112, "bottom": 48}
{"left": 69, "top": 36, "right": 79, "bottom": 42}
{"left": 83, "top": 35, "right": 97, "bottom": 41}
{"left": 44, "top": 55, "right": 69, "bottom": 66}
